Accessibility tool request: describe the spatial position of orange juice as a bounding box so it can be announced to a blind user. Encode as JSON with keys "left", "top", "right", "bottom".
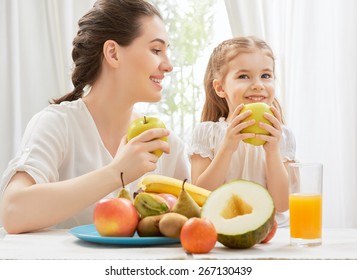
{"left": 289, "top": 194, "right": 322, "bottom": 239}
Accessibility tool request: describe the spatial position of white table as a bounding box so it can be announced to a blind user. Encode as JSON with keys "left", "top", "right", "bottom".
{"left": 1, "top": 227, "right": 356, "bottom": 260}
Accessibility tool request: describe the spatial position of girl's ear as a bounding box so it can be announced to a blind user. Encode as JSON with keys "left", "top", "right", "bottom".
{"left": 103, "top": 40, "right": 120, "bottom": 68}
{"left": 213, "top": 79, "right": 226, "bottom": 98}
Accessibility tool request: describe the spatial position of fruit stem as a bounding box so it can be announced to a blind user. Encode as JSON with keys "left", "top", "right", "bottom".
{"left": 144, "top": 115, "right": 147, "bottom": 124}
{"left": 120, "top": 172, "right": 125, "bottom": 189}
{"left": 182, "top": 178, "right": 187, "bottom": 191}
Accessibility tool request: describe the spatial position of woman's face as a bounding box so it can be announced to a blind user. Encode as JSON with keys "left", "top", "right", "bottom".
{"left": 117, "top": 15, "right": 173, "bottom": 103}
{"left": 214, "top": 50, "right": 275, "bottom": 117}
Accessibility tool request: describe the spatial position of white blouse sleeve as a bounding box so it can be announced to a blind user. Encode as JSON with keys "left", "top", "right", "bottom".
{"left": 280, "top": 126, "right": 296, "bottom": 161}
{"left": 188, "top": 122, "right": 217, "bottom": 160}
{"left": 0, "top": 108, "right": 67, "bottom": 191}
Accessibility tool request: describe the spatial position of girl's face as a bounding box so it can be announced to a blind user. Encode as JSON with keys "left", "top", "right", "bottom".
{"left": 116, "top": 15, "right": 173, "bottom": 103}
{"left": 214, "top": 50, "right": 275, "bottom": 117}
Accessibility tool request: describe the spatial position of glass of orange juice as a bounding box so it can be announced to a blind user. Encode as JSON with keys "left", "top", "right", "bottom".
{"left": 288, "top": 163, "right": 323, "bottom": 247}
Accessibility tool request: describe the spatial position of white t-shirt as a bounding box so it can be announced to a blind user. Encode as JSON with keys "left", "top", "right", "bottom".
{"left": 0, "top": 99, "right": 190, "bottom": 228}
{"left": 188, "top": 117, "right": 296, "bottom": 227}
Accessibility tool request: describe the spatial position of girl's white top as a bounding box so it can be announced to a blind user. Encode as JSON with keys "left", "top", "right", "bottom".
{"left": 0, "top": 99, "right": 190, "bottom": 229}
{"left": 188, "top": 117, "right": 296, "bottom": 227}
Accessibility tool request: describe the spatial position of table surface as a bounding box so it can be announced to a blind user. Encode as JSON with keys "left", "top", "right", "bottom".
{"left": 1, "top": 226, "right": 357, "bottom": 260}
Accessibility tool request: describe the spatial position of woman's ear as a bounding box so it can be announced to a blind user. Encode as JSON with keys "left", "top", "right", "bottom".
{"left": 213, "top": 79, "right": 226, "bottom": 98}
{"left": 103, "top": 40, "right": 119, "bottom": 67}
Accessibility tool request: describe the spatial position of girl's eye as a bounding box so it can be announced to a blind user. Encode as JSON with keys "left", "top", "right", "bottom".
{"left": 152, "top": 49, "right": 161, "bottom": 55}
{"left": 238, "top": 74, "right": 249, "bottom": 79}
{"left": 262, "top": 73, "right": 272, "bottom": 79}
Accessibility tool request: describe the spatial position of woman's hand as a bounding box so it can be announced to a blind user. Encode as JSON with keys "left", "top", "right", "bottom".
{"left": 222, "top": 103, "right": 255, "bottom": 152}
{"left": 112, "top": 128, "right": 170, "bottom": 184}
{"left": 256, "top": 106, "right": 283, "bottom": 153}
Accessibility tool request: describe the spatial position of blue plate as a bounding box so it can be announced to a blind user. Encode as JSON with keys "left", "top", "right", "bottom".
{"left": 69, "top": 224, "right": 180, "bottom": 246}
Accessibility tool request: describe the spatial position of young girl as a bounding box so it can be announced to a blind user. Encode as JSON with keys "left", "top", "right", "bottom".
{"left": 0, "top": 0, "right": 190, "bottom": 233}
{"left": 189, "top": 36, "right": 295, "bottom": 226}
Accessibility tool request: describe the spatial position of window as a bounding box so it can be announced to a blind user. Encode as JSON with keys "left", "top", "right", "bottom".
{"left": 136, "top": 0, "right": 231, "bottom": 144}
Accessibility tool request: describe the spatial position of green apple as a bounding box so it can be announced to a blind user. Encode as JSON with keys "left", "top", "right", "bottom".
{"left": 240, "top": 102, "right": 273, "bottom": 146}
{"left": 127, "top": 116, "right": 168, "bottom": 157}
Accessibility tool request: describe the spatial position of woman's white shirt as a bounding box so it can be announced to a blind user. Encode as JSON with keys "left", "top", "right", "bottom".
{"left": 0, "top": 99, "right": 190, "bottom": 228}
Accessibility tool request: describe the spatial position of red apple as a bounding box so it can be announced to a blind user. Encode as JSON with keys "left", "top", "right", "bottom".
{"left": 260, "top": 219, "right": 278, "bottom": 243}
{"left": 93, "top": 197, "right": 139, "bottom": 237}
{"left": 157, "top": 193, "right": 178, "bottom": 210}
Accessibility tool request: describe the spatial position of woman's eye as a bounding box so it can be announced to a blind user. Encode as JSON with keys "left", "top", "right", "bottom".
{"left": 152, "top": 49, "right": 161, "bottom": 55}
{"left": 238, "top": 74, "right": 249, "bottom": 79}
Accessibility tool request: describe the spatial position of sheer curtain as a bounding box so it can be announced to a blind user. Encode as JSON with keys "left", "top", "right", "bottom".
{"left": 0, "top": 0, "right": 95, "bottom": 175}
{"left": 225, "top": 0, "right": 357, "bottom": 228}
{"left": 0, "top": 0, "right": 95, "bottom": 227}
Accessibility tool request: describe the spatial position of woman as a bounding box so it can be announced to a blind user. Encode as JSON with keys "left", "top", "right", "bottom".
{"left": 0, "top": 0, "right": 190, "bottom": 233}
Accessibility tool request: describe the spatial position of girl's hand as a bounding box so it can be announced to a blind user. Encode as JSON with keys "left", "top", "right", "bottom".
{"left": 112, "top": 128, "right": 170, "bottom": 183}
{"left": 256, "top": 106, "right": 283, "bottom": 153}
{"left": 223, "top": 103, "right": 256, "bottom": 152}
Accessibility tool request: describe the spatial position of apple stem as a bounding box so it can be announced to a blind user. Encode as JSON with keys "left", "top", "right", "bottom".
{"left": 120, "top": 172, "right": 125, "bottom": 189}
{"left": 144, "top": 116, "right": 147, "bottom": 124}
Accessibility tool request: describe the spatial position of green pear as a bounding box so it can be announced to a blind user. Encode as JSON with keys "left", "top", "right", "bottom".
{"left": 172, "top": 179, "right": 201, "bottom": 218}
{"left": 118, "top": 187, "right": 132, "bottom": 201}
{"left": 117, "top": 172, "right": 133, "bottom": 202}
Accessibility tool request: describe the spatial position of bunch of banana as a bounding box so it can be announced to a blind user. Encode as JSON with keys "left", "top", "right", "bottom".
{"left": 138, "top": 175, "right": 211, "bottom": 207}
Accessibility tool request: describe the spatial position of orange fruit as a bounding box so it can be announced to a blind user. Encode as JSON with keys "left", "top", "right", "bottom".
{"left": 180, "top": 217, "right": 217, "bottom": 254}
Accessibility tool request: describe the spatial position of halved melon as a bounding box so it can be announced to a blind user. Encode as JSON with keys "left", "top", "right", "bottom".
{"left": 201, "top": 180, "right": 275, "bottom": 249}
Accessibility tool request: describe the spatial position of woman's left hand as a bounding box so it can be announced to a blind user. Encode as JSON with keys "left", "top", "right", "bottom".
{"left": 255, "top": 106, "right": 282, "bottom": 153}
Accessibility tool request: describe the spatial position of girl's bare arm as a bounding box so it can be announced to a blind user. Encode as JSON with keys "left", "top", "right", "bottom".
{"left": 192, "top": 104, "right": 254, "bottom": 191}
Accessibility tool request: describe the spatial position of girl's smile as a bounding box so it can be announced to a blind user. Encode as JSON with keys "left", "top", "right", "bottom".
{"left": 245, "top": 95, "right": 269, "bottom": 103}
{"left": 215, "top": 50, "right": 275, "bottom": 115}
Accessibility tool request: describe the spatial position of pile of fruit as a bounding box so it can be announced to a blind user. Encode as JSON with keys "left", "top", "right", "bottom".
{"left": 94, "top": 175, "right": 217, "bottom": 253}
{"left": 93, "top": 112, "right": 278, "bottom": 253}
{"left": 93, "top": 175, "right": 277, "bottom": 253}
